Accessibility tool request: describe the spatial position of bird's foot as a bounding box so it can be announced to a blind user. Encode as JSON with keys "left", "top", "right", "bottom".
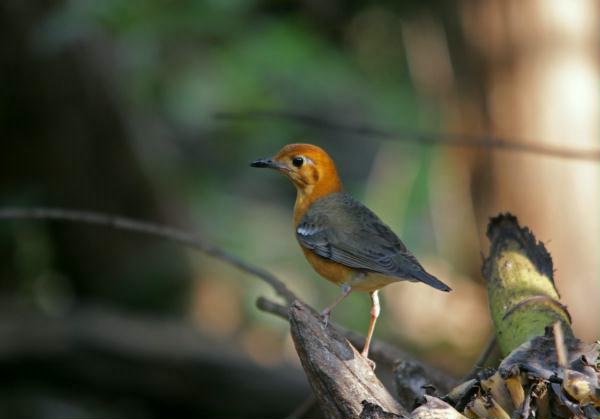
{"left": 361, "top": 351, "right": 376, "bottom": 370}
{"left": 320, "top": 309, "right": 330, "bottom": 329}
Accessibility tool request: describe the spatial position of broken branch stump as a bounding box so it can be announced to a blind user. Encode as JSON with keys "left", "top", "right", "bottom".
{"left": 289, "top": 301, "right": 407, "bottom": 419}
{"left": 483, "top": 213, "right": 573, "bottom": 356}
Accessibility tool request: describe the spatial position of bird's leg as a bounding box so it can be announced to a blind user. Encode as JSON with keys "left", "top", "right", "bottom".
{"left": 320, "top": 284, "right": 352, "bottom": 328}
{"left": 361, "top": 290, "right": 380, "bottom": 368}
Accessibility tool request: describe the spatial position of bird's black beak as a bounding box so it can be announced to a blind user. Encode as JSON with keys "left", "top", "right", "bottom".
{"left": 250, "top": 158, "right": 277, "bottom": 169}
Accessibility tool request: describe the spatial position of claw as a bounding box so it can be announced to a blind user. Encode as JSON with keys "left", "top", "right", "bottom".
{"left": 361, "top": 352, "right": 376, "bottom": 370}
{"left": 320, "top": 309, "right": 330, "bottom": 329}
{"left": 319, "top": 284, "right": 351, "bottom": 330}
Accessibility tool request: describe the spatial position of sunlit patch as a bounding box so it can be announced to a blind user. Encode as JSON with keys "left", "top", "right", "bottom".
{"left": 191, "top": 277, "right": 243, "bottom": 338}
{"left": 384, "top": 259, "right": 491, "bottom": 372}
{"left": 542, "top": 0, "right": 594, "bottom": 40}
{"left": 241, "top": 325, "right": 285, "bottom": 366}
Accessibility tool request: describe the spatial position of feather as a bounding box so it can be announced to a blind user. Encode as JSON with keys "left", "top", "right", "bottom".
{"left": 296, "top": 192, "right": 451, "bottom": 292}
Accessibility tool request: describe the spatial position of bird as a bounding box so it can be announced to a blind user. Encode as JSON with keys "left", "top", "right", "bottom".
{"left": 250, "top": 143, "right": 451, "bottom": 363}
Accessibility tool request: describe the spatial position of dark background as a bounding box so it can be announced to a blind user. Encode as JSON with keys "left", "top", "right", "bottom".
{"left": 1, "top": 0, "right": 597, "bottom": 417}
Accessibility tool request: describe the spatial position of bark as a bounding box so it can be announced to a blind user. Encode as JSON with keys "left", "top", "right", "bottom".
{"left": 393, "top": 360, "right": 446, "bottom": 409}
{"left": 288, "top": 301, "right": 407, "bottom": 419}
{"left": 257, "top": 296, "right": 456, "bottom": 392}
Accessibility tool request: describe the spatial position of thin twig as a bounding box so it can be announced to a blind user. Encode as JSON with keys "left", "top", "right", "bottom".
{"left": 462, "top": 336, "right": 498, "bottom": 381}
{"left": 1, "top": 206, "right": 457, "bottom": 391}
{"left": 0, "top": 207, "right": 297, "bottom": 304}
{"left": 553, "top": 321, "right": 567, "bottom": 369}
{"left": 215, "top": 110, "right": 599, "bottom": 161}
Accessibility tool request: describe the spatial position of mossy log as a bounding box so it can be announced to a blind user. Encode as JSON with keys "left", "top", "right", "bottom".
{"left": 483, "top": 213, "right": 573, "bottom": 356}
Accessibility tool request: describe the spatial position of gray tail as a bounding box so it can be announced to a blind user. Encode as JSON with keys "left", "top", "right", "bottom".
{"left": 412, "top": 269, "right": 452, "bottom": 292}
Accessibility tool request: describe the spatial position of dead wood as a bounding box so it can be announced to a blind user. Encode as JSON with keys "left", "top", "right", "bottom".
{"left": 288, "top": 300, "right": 407, "bottom": 419}
{"left": 257, "top": 296, "right": 456, "bottom": 391}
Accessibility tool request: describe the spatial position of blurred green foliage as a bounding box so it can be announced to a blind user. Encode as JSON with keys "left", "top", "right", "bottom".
{"left": 0, "top": 0, "right": 466, "bottom": 416}
{"left": 6, "top": 0, "right": 450, "bottom": 332}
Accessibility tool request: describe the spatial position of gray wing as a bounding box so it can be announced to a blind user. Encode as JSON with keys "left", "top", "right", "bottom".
{"left": 296, "top": 193, "right": 451, "bottom": 291}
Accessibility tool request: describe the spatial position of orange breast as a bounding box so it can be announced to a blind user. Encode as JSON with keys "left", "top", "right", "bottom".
{"left": 300, "top": 247, "right": 397, "bottom": 291}
{"left": 291, "top": 164, "right": 350, "bottom": 286}
{"left": 300, "top": 246, "right": 355, "bottom": 285}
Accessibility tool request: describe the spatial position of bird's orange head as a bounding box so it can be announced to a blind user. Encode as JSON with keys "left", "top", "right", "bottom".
{"left": 251, "top": 143, "right": 343, "bottom": 218}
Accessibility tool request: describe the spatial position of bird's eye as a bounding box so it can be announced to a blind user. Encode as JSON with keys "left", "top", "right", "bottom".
{"left": 292, "top": 156, "right": 304, "bottom": 168}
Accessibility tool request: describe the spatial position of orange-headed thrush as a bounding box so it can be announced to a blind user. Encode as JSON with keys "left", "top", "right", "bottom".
{"left": 251, "top": 143, "right": 451, "bottom": 361}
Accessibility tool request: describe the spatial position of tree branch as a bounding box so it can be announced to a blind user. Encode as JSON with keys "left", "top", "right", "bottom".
{"left": 1, "top": 206, "right": 459, "bottom": 415}
{"left": 461, "top": 337, "right": 499, "bottom": 381}
{"left": 215, "top": 110, "right": 599, "bottom": 161}
{"left": 0, "top": 207, "right": 297, "bottom": 304}
{"left": 256, "top": 296, "right": 456, "bottom": 392}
